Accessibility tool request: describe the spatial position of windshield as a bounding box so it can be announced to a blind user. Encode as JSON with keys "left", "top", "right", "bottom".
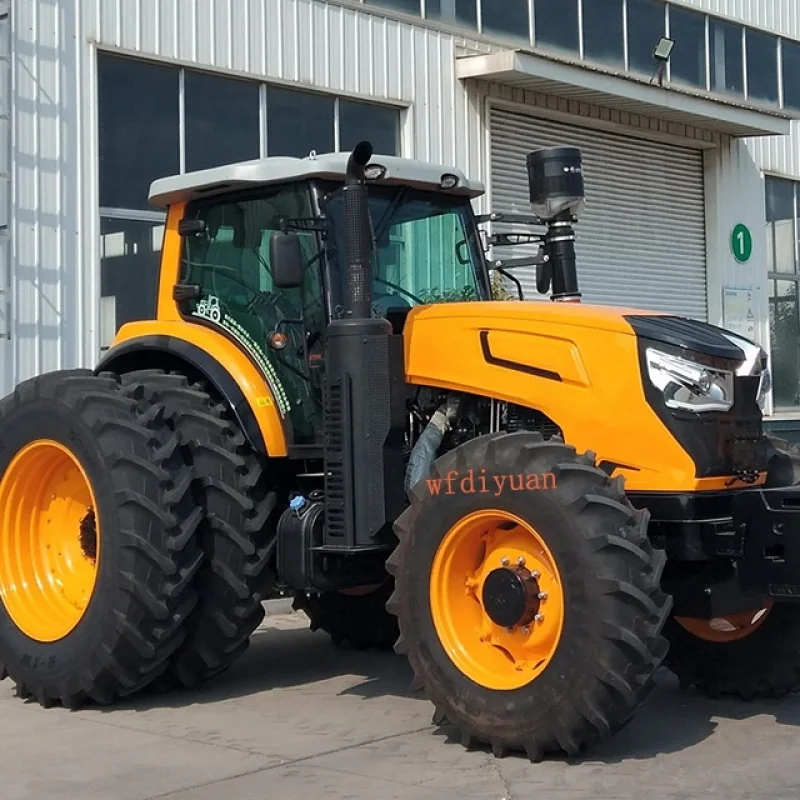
{"left": 320, "top": 184, "right": 488, "bottom": 316}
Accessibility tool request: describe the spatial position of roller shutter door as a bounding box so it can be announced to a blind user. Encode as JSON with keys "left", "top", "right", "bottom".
{"left": 489, "top": 106, "right": 708, "bottom": 321}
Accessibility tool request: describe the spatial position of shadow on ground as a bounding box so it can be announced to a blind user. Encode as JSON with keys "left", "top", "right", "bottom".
{"left": 77, "top": 618, "right": 800, "bottom": 765}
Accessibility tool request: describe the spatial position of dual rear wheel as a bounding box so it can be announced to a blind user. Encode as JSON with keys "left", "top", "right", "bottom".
{"left": 0, "top": 369, "right": 277, "bottom": 706}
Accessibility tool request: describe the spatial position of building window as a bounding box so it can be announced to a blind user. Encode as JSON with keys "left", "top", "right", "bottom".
{"left": 534, "top": 0, "right": 579, "bottom": 54}
{"left": 184, "top": 70, "right": 260, "bottom": 172}
{"left": 766, "top": 177, "right": 800, "bottom": 409}
{"left": 266, "top": 87, "right": 335, "bottom": 158}
{"left": 783, "top": 39, "right": 800, "bottom": 111}
{"left": 668, "top": 5, "right": 706, "bottom": 88}
{"left": 746, "top": 29, "right": 779, "bottom": 104}
{"left": 97, "top": 52, "right": 402, "bottom": 351}
{"left": 339, "top": 99, "right": 400, "bottom": 157}
{"left": 583, "top": 0, "right": 625, "bottom": 68}
{"left": 626, "top": 0, "right": 666, "bottom": 76}
{"left": 98, "top": 55, "right": 179, "bottom": 211}
{"left": 425, "top": 0, "right": 477, "bottom": 30}
{"left": 709, "top": 18, "right": 744, "bottom": 96}
{"left": 481, "top": 0, "right": 529, "bottom": 42}
{"left": 99, "top": 216, "right": 165, "bottom": 349}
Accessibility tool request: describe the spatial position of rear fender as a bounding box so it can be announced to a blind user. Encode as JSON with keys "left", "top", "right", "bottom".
{"left": 96, "top": 321, "right": 288, "bottom": 457}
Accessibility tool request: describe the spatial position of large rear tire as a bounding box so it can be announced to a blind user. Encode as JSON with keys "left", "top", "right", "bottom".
{"left": 0, "top": 370, "right": 203, "bottom": 707}
{"left": 664, "top": 604, "right": 800, "bottom": 699}
{"left": 293, "top": 581, "right": 398, "bottom": 650}
{"left": 121, "top": 370, "right": 279, "bottom": 689}
{"left": 387, "top": 432, "right": 671, "bottom": 760}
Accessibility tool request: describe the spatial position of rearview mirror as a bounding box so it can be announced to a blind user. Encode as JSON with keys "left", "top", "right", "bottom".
{"left": 270, "top": 232, "right": 305, "bottom": 289}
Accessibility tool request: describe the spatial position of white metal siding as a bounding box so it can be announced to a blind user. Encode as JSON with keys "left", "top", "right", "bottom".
{"left": 490, "top": 105, "right": 708, "bottom": 320}
{"left": 2, "top": 0, "right": 490, "bottom": 397}
{"left": 4, "top": 0, "right": 800, "bottom": 398}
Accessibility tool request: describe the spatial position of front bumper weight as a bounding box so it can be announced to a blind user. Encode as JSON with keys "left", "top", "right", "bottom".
{"left": 734, "top": 486, "right": 800, "bottom": 601}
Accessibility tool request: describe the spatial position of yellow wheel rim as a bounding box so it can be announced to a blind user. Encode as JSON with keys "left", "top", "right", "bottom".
{"left": 430, "top": 509, "right": 565, "bottom": 691}
{"left": 675, "top": 601, "right": 774, "bottom": 643}
{"left": 0, "top": 439, "right": 101, "bottom": 642}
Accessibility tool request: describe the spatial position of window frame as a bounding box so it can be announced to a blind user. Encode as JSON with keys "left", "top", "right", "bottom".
{"left": 96, "top": 51, "right": 403, "bottom": 354}
{"left": 766, "top": 176, "right": 800, "bottom": 413}
{"left": 354, "top": 0, "right": 794, "bottom": 112}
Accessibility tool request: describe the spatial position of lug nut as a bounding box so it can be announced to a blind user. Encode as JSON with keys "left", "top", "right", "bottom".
{"left": 522, "top": 625, "right": 531, "bottom": 634}
{"left": 531, "top": 570, "right": 540, "bottom": 579}
{"left": 538, "top": 592, "right": 547, "bottom": 600}
{"left": 517, "top": 556, "right": 526, "bottom": 566}
{"left": 534, "top": 614, "right": 544, "bottom": 622}
{"left": 501, "top": 557, "right": 510, "bottom": 566}
{"left": 506, "top": 626, "right": 514, "bottom": 633}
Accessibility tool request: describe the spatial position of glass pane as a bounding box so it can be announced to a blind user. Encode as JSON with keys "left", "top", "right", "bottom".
{"left": 746, "top": 29, "right": 779, "bottom": 104}
{"left": 425, "top": 0, "right": 477, "bottom": 29}
{"left": 709, "top": 18, "right": 743, "bottom": 96}
{"left": 98, "top": 55, "right": 179, "bottom": 210}
{"left": 534, "top": 0, "right": 579, "bottom": 54}
{"left": 322, "top": 185, "right": 485, "bottom": 311}
{"left": 627, "top": 0, "right": 666, "bottom": 75}
{"left": 184, "top": 71, "right": 260, "bottom": 172}
{"left": 770, "top": 279, "right": 800, "bottom": 408}
{"left": 182, "top": 186, "right": 322, "bottom": 443}
{"left": 364, "top": 0, "right": 420, "bottom": 14}
{"left": 784, "top": 40, "right": 800, "bottom": 111}
{"left": 481, "top": 0, "right": 529, "bottom": 42}
{"left": 582, "top": 0, "right": 624, "bottom": 68}
{"left": 266, "top": 86, "right": 334, "bottom": 158}
{"left": 668, "top": 6, "right": 706, "bottom": 88}
{"left": 100, "top": 217, "right": 165, "bottom": 348}
{"left": 339, "top": 100, "right": 400, "bottom": 156}
{"left": 765, "top": 177, "right": 797, "bottom": 274}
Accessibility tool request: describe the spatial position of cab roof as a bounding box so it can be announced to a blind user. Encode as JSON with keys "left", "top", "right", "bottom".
{"left": 148, "top": 151, "right": 486, "bottom": 208}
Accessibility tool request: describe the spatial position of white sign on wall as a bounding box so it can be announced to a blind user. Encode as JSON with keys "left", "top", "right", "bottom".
{"left": 722, "top": 286, "right": 756, "bottom": 341}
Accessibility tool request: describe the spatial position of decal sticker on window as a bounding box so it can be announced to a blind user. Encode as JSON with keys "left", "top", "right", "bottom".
{"left": 190, "top": 296, "right": 291, "bottom": 418}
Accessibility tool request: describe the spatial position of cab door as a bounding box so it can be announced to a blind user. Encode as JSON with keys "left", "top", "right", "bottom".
{"left": 179, "top": 184, "right": 324, "bottom": 445}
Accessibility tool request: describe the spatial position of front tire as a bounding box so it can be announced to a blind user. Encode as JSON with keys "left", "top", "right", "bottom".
{"left": 387, "top": 432, "right": 671, "bottom": 760}
{"left": 0, "top": 371, "right": 203, "bottom": 707}
{"left": 293, "top": 581, "right": 398, "bottom": 650}
{"left": 664, "top": 604, "right": 800, "bottom": 699}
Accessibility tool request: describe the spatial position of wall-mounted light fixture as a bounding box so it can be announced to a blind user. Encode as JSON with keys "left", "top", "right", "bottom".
{"left": 651, "top": 37, "right": 675, "bottom": 86}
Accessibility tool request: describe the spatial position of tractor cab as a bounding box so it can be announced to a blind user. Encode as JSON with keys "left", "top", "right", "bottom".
{"left": 149, "top": 144, "right": 585, "bottom": 450}
{"left": 153, "top": 150, "right": 493, "bottom": 445}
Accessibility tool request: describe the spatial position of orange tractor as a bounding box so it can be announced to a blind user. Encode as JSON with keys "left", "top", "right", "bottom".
{"left": 0, "top": 140, "right": 797, "bottom": 760}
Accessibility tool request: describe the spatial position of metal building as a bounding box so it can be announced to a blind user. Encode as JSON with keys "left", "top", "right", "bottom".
{"left": 1, "top": 0, "right": 800, "bottom": 425}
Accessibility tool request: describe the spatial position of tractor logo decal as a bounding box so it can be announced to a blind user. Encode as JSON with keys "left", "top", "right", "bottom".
{"left": 191, "top": 295, "right": 291, "bottom": 418}
{"left": 195, "top": 296, "right": 222, "bottom": 323}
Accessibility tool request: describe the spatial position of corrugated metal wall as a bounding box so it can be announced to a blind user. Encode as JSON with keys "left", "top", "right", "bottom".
{"left": 0, "top": 0, "right": 9, "bottom": 392}
{"left": 3, "top": 0, "right": 800, "bottom": 397}
{"left": 2, "top": 0, "right": 497, "bottom": 396}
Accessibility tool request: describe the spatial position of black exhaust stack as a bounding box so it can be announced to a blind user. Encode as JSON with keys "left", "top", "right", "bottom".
{"left": 342, "top": 141, "right": 375, "bottom": 319}
{"left": 527, "top": 146, "right": 585, "bottom": 303}
{"left": 323, "top": 141, "right": 407, "bottom": 553}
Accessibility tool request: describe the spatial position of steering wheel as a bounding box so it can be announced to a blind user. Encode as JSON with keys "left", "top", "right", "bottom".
{"left": 373, "top": 276, "right": 424, "bottom": 305}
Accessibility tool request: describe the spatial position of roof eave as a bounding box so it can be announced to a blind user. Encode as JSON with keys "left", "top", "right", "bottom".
{"left": 456, "top": 49, "right": 797, "bottom": 138}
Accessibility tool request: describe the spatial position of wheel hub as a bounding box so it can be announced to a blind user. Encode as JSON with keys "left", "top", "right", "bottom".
{"left": 481, "top": 566, "right": 541, "bottom": 628}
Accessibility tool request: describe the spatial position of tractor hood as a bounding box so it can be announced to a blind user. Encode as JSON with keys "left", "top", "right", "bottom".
{"left": 402, "top": 301, "right": 770, "bottom": 493}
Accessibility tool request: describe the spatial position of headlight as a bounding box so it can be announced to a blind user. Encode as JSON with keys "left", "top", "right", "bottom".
{"left": 646, "top": 348, "right": 734, "bottom": 413}
{"left": 721, "top": 331, "right": 770, "bottom": 411}
{"left": 757, "top": 366, "right": 771, "bottom": 411}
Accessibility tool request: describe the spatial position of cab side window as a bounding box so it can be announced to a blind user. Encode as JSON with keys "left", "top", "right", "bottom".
{"left": 180, "top": 184, "right": 323, "bottom": 444}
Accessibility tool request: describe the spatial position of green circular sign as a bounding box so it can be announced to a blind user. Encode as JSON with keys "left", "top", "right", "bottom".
{"left": 731, "top": 223, "right": 753, "bottom": 263}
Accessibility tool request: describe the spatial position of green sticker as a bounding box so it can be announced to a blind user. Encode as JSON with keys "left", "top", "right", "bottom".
{"left": 731, "top": 223, "right": 753, "bottom": 264}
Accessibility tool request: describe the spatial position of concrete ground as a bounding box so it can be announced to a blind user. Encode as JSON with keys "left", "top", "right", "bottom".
{"left": 2, "top": 607, "right": 800, "bottom": 800}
